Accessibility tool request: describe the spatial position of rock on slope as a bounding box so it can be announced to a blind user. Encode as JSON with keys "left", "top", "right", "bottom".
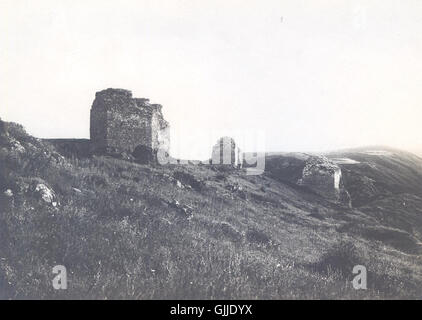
{"left": 0, "top": 119, "right": 68, "bottom": 210}
{"left": 265, "top": 153, "right": 351, "bottom": 206}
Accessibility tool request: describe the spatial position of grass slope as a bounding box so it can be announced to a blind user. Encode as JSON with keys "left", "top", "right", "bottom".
{"left": 0, "top": 122, "right": 421, "bottom": 299}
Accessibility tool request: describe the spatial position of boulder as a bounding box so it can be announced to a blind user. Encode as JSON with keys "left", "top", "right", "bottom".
{"left": 297, "top": 156, "right": 344, "bottom": 201}
{"left": 266, "top": 153, "right": 351, "bottom": 206}
{"left": 168, "top": 199, "right": 194, "bottom": 220}
{"left": 34, "top": 183, "right": 58, "bottom": 207}
{"left": 9, "top": 139, "right": 25, "bottom": 154}
{"left": 172, "top": 171, "right": 204, "bottom": 191}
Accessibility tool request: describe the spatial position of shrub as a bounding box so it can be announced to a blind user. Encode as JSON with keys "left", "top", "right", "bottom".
{"left": 210, "top": 222, "right": 243, "bottom": 243}
{"left": 214, "top": 173, "right": 227, "bottom": 181}
{"left": 311, "top": 241, "right": 363, "bottom": 278}
{"left": 246, "top": 227, "right": 271, "bottom": 245}
{"left": 173, "top": 171, "right": 204, "bottom": 192}
{"left": 83, "top": 173, "right": 108, "bottom": 188}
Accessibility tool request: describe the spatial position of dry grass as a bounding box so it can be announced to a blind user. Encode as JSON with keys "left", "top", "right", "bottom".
{"left": 1, "top": 121, "right": 422, "bottom": 299}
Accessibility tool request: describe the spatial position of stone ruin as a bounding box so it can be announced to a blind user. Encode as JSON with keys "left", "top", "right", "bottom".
{"left": 265, "top": 153, "right": 351, "bottom": 206}
{"left": 46, "top": 88, "right": 170, "bottom": 162}
{"left": 211, "top": 137, "right": 242, "bottom": 167}
{"left": 297, "top": 156, "right": 346, "bottom": 201}
{"left": 90, "top": 88, "right": 170, "bottom": 160}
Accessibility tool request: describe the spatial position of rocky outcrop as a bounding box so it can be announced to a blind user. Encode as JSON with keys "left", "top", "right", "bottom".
{"left": 0, "top": 120, "right": 69, "bottom": 209}
{"left": 34, "top": 183, "right": 58, "bottom": 207}
{"left": 265, "top": 153, "right": 351, "bottom": 206}
{"left": 90, "top": 88, "right": 170, "bottom": 159}
{"left": 297, "top": 156, "right": 351, "bottom": 205}
{"left": 297, "top": 156, "right": 341, "bottom": 198}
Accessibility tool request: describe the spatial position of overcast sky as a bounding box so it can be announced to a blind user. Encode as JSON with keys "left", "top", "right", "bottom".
{"left": 1, "top": 0, "right": 421, "bottom": 159}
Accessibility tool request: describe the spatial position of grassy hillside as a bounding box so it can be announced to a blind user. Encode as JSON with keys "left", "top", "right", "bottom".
{"left": 327, "top": 147, "right": 422, "bottom": 206}
{"left": 1, "top": 121, "right": 422, "bottom": 299}
{"left": 327, "top": 147, "right": 422, "bottom": 243}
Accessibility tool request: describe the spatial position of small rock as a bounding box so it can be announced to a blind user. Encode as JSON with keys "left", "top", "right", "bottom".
{"left": 4, "top": 189, "right": 13, "bottom": 197}
{"left": 173, "top": 171, "right": 204, "bottom": 191}
{"left": 181, "top": 204, "right": 193, "bottom": 219}
{"left": 168, "top": 199, "right": 194, "bottom": 220}
{"left": 10, "top": 139, "right": 25, "bottom": 153}
{"left": 35, "top": 183, "right": 57, "bottom": 206}
{"left": 225, "top": 182, "right": 242, "bottom": 192}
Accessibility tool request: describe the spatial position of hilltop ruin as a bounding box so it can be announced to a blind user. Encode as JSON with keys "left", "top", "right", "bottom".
{"left": 43, "top": 88, "right": 350, "bottom": 206}
{"left": 90, "top": 88, "right": 170, "bottom": 155}
{"left": 211, "top": 137, "right": 241, "bottom": 167}
{"left": 46, "top": 88, "right": 170, "bottom": 161}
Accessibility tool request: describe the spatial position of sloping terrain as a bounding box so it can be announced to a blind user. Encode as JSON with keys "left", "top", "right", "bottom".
{"left": 0, "top": 121, "right": 422, "bottom": 299}
{"left": 327, "top": 147, "right": 422, "bottom": 243}
{"left": 327, "top": 147, "right": 422, "bottom": 206}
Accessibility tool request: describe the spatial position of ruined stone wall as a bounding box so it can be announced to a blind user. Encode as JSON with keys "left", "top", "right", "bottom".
{"left": 211, "top": 137, "right": 240, "bottom": 166}
{"left": 298, "top": 157, "right": 341, "bottom": 200}
{"left": 90, "top": 88, "right": 170, "bottom": 155}
{"left": 44, "top": 139, "right": 92, "bottom": 158}
{"left": 105, "top": 102, "right": 152, "bottom": 153}
{"left": 90, "top": 104, "right": 107, "bottom": 150}
{"left": 297, "top": 156, "right": 351, "bottom": 205}
{"left": 266, "top": 154, "right": 351, "bottom": 206}
{"left": 151, "top": 104, "right": 170, "bottom": 154}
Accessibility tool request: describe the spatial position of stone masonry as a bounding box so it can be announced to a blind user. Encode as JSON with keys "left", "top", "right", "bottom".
{"left": 265, "top": 153, "right": 352, "bottom": 206}
{"left": 44, "top": 88, "right": 170, "bottom": 160}
{"left": 211, "top": 137, "right": 241, "bottom": 167}
{"left": 90, "top": 88, "right": 170, "bottom": 156}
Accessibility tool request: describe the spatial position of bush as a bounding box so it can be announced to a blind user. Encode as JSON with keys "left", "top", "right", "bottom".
{"left": 311, "top": 241, "right": 363, "bottom": 278}
{"left": 214, "top": 173, "right": 227, "bottom": 181}
{"left": 173, "top": 171, "right": 204, "bottom": 192}
{"left": 246, "top": 227, "right": 271, "bottom": 245}
{"left": 83, "top": 173, "right": 108, "bottom": 188}
{"left": 210, "top": 222, "right": 243, "bottom": 243}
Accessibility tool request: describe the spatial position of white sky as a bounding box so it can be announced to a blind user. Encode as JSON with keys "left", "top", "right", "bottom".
{"left": 1, "top": 0, "right": 422, "bottom": 159}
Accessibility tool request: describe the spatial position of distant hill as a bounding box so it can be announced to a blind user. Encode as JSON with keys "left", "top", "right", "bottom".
{"left": 326, "top": 146, "right": 422, "bottom": 206}
{"left": 1, "top": 119, "right": 421, "bottom": 299}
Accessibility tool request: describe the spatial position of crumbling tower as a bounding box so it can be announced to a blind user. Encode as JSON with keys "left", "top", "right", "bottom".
{"left": 90, "top": 88, "right": 170, "bottom": 158}
{"left": 211, "top": 136, "right": 241, "bottom": 167}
